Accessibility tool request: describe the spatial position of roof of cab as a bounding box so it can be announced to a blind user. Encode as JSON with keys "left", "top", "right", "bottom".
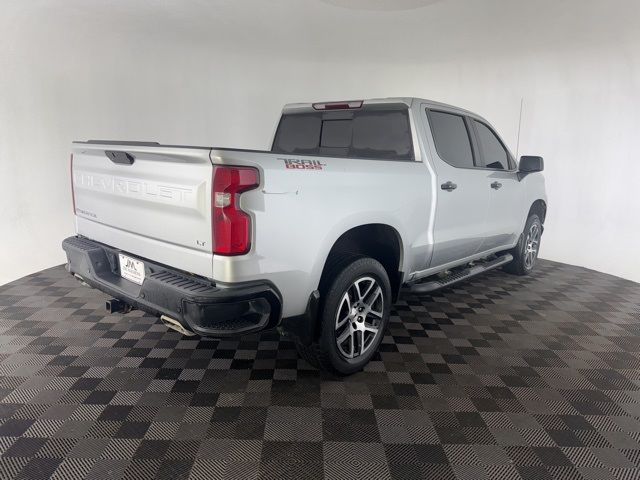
{"left": 281, "top": 97, "right": 480, "bottom": 119}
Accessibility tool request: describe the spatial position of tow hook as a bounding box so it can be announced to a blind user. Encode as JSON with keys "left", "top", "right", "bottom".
{"left": 106, "top": 298, "right": 133, "bottom": 314}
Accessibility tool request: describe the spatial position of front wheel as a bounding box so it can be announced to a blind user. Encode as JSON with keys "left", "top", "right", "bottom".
{"left": 503, "top": 214, "right": 542, "bottom": 276}
{"left": 295, "top": 257, "right": 391, "bottom": 375}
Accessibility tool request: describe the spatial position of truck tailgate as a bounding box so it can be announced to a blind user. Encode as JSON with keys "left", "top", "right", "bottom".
{"left": 71, "top": 142, "right": 214, "bottom": 278}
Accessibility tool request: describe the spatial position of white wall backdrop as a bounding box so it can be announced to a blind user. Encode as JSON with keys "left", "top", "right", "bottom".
{"left": 1, "top": 0, "right": 639, "bottom": 285}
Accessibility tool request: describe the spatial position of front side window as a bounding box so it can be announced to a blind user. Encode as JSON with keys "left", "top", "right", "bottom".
{"left": 272, "top": 105, "right": 414, "bottom": 160}
{"left": 428, "top": 110, "right": 474, "bottom": 168}
{"left": 473, "top": 121, "right": 511, "bottom": 170}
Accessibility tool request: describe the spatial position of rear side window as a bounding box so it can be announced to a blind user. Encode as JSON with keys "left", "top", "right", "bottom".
{"left": 473, "top": 120, "right": 511, "bottom": 170}
{"left": 272, "top": 105, "right": 413, "bottom": 160}
{"left": 428, "top": 110, "right": 474, "bottom": 168}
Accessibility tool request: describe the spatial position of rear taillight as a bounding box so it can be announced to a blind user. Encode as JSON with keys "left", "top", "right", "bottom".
{"left": 70, "top": 154, "right": 76, "bottom": 214}
{"left": 212, "top": 165, "right": 260, "bottom": 256}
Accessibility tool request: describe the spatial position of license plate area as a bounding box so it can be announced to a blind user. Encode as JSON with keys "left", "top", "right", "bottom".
{"left": 119, "top": 253, "right": 145, "bottom": 285}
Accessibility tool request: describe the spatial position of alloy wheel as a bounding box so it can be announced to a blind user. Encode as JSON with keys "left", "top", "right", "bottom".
{"left": 334, "top": 276, "right": 384, "bottom": 359}
{"left": 524, "top": 222, "right": 541, "bottom": 269}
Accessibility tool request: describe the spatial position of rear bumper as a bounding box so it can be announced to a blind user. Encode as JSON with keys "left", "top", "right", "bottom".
{"left": 61, "top": 236, "right": 282, "bottom": 337}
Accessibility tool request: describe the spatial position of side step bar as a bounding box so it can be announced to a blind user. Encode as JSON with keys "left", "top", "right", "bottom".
{"left": 408, "top": 253, "right": 513, "bottom": 294}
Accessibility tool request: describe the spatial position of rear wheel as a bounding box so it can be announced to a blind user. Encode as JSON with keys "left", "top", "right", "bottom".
{"left": 295, "top": 257, "right": 391, "bottom": 375}
{"left": 504, "top": 214, "right": 542, "bottom": 275}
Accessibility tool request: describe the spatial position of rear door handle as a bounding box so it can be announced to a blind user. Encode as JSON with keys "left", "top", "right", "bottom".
{"left": 441, "top": 181, "right": 457, "bottom": 191}
{"left": 491, "top": 181, "right": 502, "bottom": 190}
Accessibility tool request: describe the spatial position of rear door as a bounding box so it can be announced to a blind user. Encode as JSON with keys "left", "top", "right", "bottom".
{"left": 469, "top": 120, "right": 522, "bottom": 251}
{"left": 423, "top": 108, "right": 491, "bottom": 268}
{"left": 71, "top": 143, "right": 214, "bottom": 276}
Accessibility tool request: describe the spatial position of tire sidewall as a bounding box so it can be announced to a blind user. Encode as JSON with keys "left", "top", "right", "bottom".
{"left": 319, "top": 258, "right": 391, "bottom": 375}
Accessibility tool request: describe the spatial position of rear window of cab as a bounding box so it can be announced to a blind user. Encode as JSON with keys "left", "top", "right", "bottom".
{"left": 272, "top": 104, "right": 414, "bottom": 161}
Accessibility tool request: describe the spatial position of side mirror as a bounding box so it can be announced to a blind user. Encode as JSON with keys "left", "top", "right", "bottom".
{"left": 519, "top": 155, "right": 544, "bottom": 173}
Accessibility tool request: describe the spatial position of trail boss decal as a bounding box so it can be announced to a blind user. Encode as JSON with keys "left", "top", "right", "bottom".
{"left": 281, "top": 158, "right": 326, "bottom": 170}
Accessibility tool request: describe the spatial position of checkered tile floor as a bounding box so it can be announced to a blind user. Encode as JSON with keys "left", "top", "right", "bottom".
{"left": 1, "top": 261, "right": 640, "bottom": 479}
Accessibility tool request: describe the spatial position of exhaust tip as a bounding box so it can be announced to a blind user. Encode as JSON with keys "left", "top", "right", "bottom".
{"left": 73, "top": 273, "right": 91, "bottom": 288}
{"left": 161, "top": 315, "right": 196, "bottom": 337}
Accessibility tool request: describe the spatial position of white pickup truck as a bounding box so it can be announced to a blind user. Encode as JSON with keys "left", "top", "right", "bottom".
{"left": 63, "top": 97, "right": 546, "bottom": 374}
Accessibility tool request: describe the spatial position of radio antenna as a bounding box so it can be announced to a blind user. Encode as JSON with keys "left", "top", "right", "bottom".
{"left": 516, "top": 97, "right": 524, "bottom": 159}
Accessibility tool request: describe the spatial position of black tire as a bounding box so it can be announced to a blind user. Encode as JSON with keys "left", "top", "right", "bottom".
{"left": 503, "top": 214, "right": 542, "bottom": 276}
{"left": 295, "top": 256, "right": 391, "bottom": 375}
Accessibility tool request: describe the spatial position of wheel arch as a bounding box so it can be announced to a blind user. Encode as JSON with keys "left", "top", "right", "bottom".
{"left": 528, "top": 199, "right": 547, "bottom": 224}
{"left": 318, "top": 223, "right": 404, "bottom": 303}
{"left": 283, "top": 220, "right": 406, "bottom": 346}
